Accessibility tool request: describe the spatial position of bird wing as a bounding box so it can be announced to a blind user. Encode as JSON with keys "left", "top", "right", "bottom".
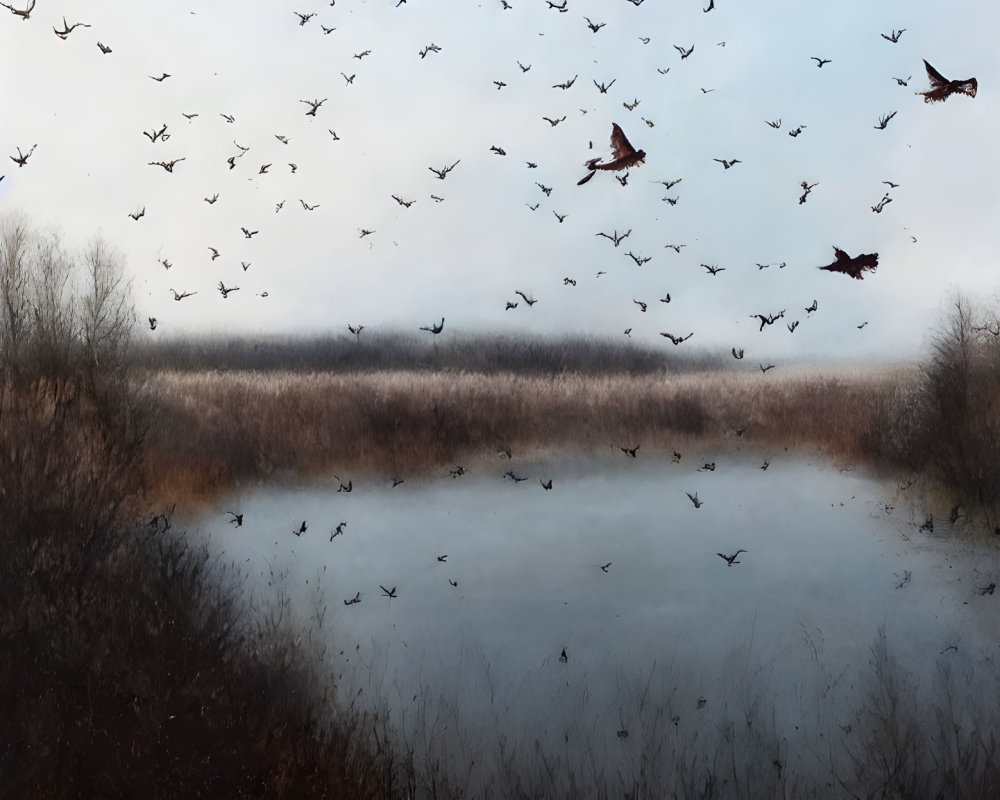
{"left": 923, "top": 59, "right": 948, "bottom": 88}
{"left": 609, "top": 123, "right": 637, "bottom": 159}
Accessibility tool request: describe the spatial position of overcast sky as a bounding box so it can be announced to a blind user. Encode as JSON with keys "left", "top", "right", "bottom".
{"left": 2, "top": 0, "right": 997, "bottom": 362}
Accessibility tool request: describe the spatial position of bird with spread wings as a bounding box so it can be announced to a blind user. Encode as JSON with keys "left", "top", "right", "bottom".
{"left": 578, "top": 123, "right": 646, "bottom": 185}
{"left": 916, "top": 59, "right": 977, "bottom": 103}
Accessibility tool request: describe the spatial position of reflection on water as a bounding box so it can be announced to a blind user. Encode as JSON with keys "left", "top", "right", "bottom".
{"left": 189, "top": 451, "right": 999, "bottom": 791}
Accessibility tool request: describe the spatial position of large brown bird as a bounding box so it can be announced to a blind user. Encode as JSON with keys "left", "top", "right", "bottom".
{"left": 578, "top": 123, "right": 646, "bottom": 185}
{"left": 916, "top": 60, "right": 977, "bottom": 103}
{"left": 818, "top": 246, "right": 879, "bottom": 279}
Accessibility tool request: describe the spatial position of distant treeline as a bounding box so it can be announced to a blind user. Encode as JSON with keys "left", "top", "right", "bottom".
{"left": 131, "top": 331, "right": 727, "bottom": 375}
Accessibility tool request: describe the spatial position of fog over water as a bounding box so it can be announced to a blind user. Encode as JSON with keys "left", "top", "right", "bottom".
{"left": 189, "top": 451, "right": 998, "bottom": 787}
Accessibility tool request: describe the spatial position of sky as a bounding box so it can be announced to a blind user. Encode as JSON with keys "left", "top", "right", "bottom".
{"left": 2, "top": 0, "right": 998, "bottom": 362}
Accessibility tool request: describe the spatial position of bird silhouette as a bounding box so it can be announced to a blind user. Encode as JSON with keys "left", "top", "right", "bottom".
{"left": 9, "top": 144, "right": 36, "bottom": 167}
{"left": 578, "top": 123, "right": 646, "bottom": 185}
{"left": 505, "top": 301, "right": 518, "bottom": 310}
{"left": 515, "top": 290, "right": 537, "bottom": 306}
{"left": 380, "top": 585, "right": 398, "bottom": 598}
{"left": 148, "top": 317, "right": 157, "bottom": 330}
{"left": 674, "top": 44, "right": 694, "bottom": 59}
{"left": 241, "top": 227, "right": 258, "bottom": 238}
{"left": 0, "top": 0, "right": 35, "bottom": 20}
{"left": 218, "top": 282, "right": 240, "bottom": 298}
{"left": 419, "top": 43, "right": 441, "bottom": 58}
{"left": 874, "top": 111, "right": 897, "bottom": 130}
{"left": 293, "top": 11, "right": 316, "bottom": 25}
{"left": 811, "top": 57, "right": 832, "bottom": 68}
{"left": 621, "top": 445, "right": 639, "bottom": 457}
{"left": 341, "top": 73, "right": 356, "bottom": 84}
{"left": 540, "top": 479, "right": 553, "bottom": 490}
{"left": 429, "top": 160, "right": 460, "bottom": 179}
{"left": 806, "top": 300, "right": 818, "bottom": 313}
{"left": 731, "top": 347, "right": 744, "bottom": 359}
{"left": 659, "top": 293, "right": 671, "bottom": 304}
{"left": 208, "top": 247, "right": 221, "bottom": 260}
{"left": 553, "top": 211, "right": 567, "bottom": 222}
{"left": 717, "top": 549, "right": 747, "bottom": 566}
{"left": 227, "top": 512, "right": 243, "bottom": 527}
{"left": 128, "top": 207, "right": 145, "bottom": 221}
{"left": 169, "top": 289, "right": 197, "bottom": 301}
{"left": 661, "top": 332, "right": 694, "bottom": 345}
{"left": 53, "top": 16, "right": 90, "bottom": 38}
{"left": 702, "top": 264, "right": 726, "bottom": 276}
{"left": 97, "top": 41, "right": 112, "bottom": 54}
{"left": 300, "top": 200, "right": 320, "bottom": 211}
{"left": 335, "top": 475, "right": 352, "bottom": 492}
{"left": 149, "top": 72, "right": 171, "bottom": 82}
{"left": 881, "top": 28, "right": 905, "bottom": 43}
{"left": 760, "top": 363, "right": 776, "bottom": 373}
{"left": 698, "top": 462, "right": 716, "bottom": 472}
{"left": 633, "top": 299, "right": 647, "bottom": 312}
{"left": 437, "top": 554, "right": 447, "bottom": 562}
{"left": 353, "top": 49, "right": 372, "bottom": 59}
{"left": 330, "top": 522, "right": 347, "bottom": 540}
{"left": 420, "top": 317, "right": 445, "bottom": 334}
{"left": 599, "top": 562, "right": 612, "bottom": 572}
{"left": 293, "top": 520, "right": 307, "bottom": 536}
{"left": 664, "top": 243, "right": 686, "bottom": 253}
{"left": 686, "top": 491, "right": 703, "bottom": 508}
{"left": 799, "top": 181, "right": 819, "bottom": 204}
{"left": 594, "top": 79, "right": 616, "bottom": 93}
{"left": 713, "top": 158, "right": 741, "bottom": 169}
{"left": 300, "top": 98, "right": 327, "bottom": 116}
{"left": 143, "top": 123, "right": 169, "bottom": 143}
{"left": 917, "top": 60, "right": 977, "bottom": 103}
{"left": 344, "top": 592, "right": 361, "bottom": 605}
{"left": 787, "top": 125, "right": 806, "bottom": 137}
{"left": 597, "top": 229, "right": 632, "bottom": 247}
{"left": 204, "top": 193, "right": 219, "bottom": 204}
{"left": 348, "top": 324, "right": 364, "bottom": 339}
{"left": 559, "top": 648, "right": 568, "bottom": 663}
{"left": 148, "top": 158, "right": 185, "bottom": 172}
{"left": 818, "top": 246, "right": 878, "bottom": 279}
{"left": 765, "top": 119, "right": 781, "bottom": 129}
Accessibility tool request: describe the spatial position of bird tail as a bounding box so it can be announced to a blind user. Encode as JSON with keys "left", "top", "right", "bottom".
{"left": 577, "top": 170, "right": 597, "bottom": 186}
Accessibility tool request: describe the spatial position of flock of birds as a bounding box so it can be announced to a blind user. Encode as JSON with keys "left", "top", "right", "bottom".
{"left": 1, "top": 2, "right": 982, "bottom": 366}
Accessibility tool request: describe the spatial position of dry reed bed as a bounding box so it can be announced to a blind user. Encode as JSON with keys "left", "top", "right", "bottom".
{"left": 142, "top": 365, "right": 919, "bottom": 504}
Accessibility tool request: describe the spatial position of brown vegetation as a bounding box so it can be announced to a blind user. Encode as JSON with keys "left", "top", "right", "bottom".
{"left": 140, "top": 364, "right": 920, "bottom": 507}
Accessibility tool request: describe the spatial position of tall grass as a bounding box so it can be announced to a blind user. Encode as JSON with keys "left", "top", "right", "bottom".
{"left": 140, "top": 365, "right": 918, "bottom": 507}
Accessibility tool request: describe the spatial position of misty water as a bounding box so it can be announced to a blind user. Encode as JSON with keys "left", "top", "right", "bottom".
{"left": 189, "top": 451, "right": 999, "bottom": 790}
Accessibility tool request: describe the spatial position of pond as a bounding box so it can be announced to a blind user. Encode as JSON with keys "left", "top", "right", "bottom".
{"left": 187, "top": 450, "right": 1000, "bottom": 795}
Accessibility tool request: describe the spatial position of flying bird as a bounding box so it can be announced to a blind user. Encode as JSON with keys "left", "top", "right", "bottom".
{"left": 584, "top": 17, "right": 606, "bottom": 32}
{"left": 542, "top": 116, "right": 566, "bottom": 126}
{"left": 811, "top": 57, "right": 832, "bottom": 68}
{"left": 686, "top": 491, "right": 703, "bottom": 508}
{"left": 148, "top": 158, "right": 185, "bottom": 172}
{"left": 661, "top": 332, "right": 693, "bottom": 345}
{"left": 515, "top": 290, "right": 537, "bottom": 306}
{"left": 702, "top": 264, "right": 726, "bottom": 275}
{"left": 818, "top": 246, "right": 879, "bottom": 279}
{"left": 97, "top": 42, "right": 112, "bottom": 54}
{"left": 760, "top": 363, "right": 776, "bottom": 373}
{"left": 227, "top": 512, "right": 243, "bottom": 527}
{"left": 380, "top": 585, "right": 397, "bottom": 598}
{"left": 128, "top": 207, "right": 145, "bottom": 221}
{"left": 208, "top": 247, "right": 220, "bottom": 260}
{"left": 420, "top": 318, "right": 445, "bottom": 334}
{"left": 148, "top": 317, "right": 157, "bottom": 330}
{"left": 881, "top": 28, "right": 905, "bottom": 43}
{"left": 9, "top": 144, "right": 36, "bottom": 167}
{"left": 344, "top": 592, "right": 361, "bottom": 605}
{"left": 149, "top": 72, "right": 171, "bottom": 82}
{"left": 916, "top": 60, "right": 977, "bottom": 103}
{"left": 717, "top": 549, "right": 747, "bottom": 566}
{"left": 578, "top": 123, "right": 646, "bottom": 185}
{"left": 169, "top": 289, "right": 197, "bottom": 301}
{"left": 347, "top": 324, "right": 364, "bottom": 339}
{"left": 731, "top": 347, "right": 744, "bottom": 359}
{"left": 429, "top": 160, "right": 460, "bottom": 179}
{"left": 218, "top": 282, "right": 240, "bottom": 298}
{"left": 0, "top": 0, "right": 36, "bottom": 20}
{"left": 874, "top": 111, "right": 897, "bottom": 130}
{"left": 52, "top": 16, "right": 91, "bottom": 38}
{"left": 713, "top": 158, "right": 741, "bottom": 169}
{"left": 674, "top": 44, "right": 694, "bottom": 59}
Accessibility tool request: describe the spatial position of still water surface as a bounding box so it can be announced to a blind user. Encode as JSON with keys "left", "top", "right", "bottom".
{"left": 188, "top": 451, "right": 998, "bottom": 785}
